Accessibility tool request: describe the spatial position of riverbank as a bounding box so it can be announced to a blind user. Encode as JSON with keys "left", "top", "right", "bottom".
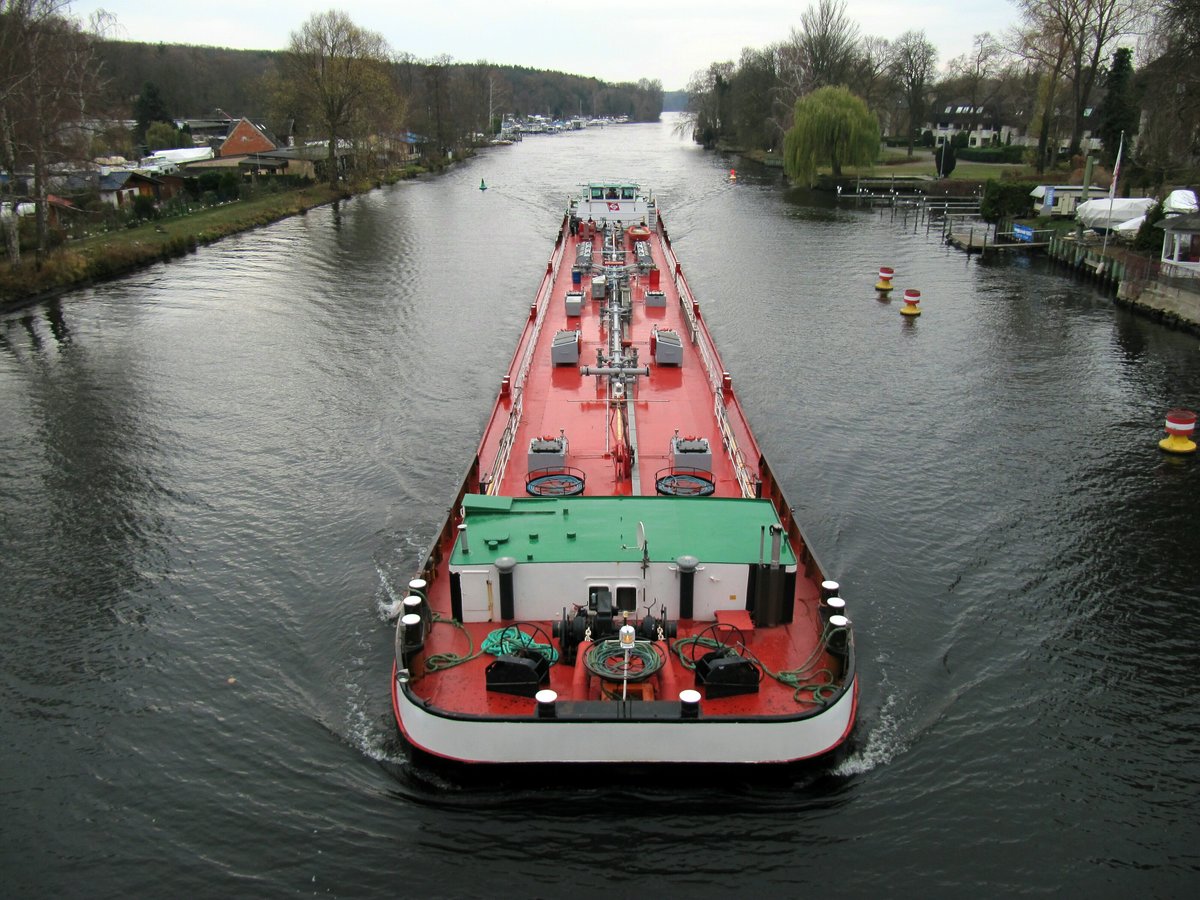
{"left": 0, "top": 160, "right": 451, "bottom": 314}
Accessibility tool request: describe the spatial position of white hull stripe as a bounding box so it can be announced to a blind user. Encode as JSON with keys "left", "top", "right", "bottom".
{"left": 395, "top": 681, "right": 857, "bottom": 764}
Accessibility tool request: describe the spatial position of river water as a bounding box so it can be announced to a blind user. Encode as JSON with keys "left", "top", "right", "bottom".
{"left": 2, "top": 117, "right": 1198, "bottom": 897}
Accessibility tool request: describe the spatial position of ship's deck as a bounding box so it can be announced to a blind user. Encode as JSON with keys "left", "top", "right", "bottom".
{"left": 477, "top": 214, "right": 761, "bottom": 499}
{"left": 399, "top": 213, "right": 852, "bottom": 727}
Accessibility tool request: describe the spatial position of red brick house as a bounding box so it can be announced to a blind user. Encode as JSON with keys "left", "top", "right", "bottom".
{"left": 219, "top": 118, "right": 276, "bottom": 157}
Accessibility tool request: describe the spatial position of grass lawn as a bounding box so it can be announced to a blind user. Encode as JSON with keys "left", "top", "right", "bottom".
{"left": 1, "top": 183, "right": 349, "bottom": 309}
{"left": 844, "top": 146, "right": 1043, "bottom": 182}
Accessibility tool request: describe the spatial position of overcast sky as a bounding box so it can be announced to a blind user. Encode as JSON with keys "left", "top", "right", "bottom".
{"left": 73, "top": 0, "right": 1021, "bottom": 92}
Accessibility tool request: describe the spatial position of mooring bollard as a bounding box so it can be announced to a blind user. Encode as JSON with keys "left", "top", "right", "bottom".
{"left": 900, "top": 288, "right": 922, "bottom": 317}
{"left": 875, "top": 266, "right": 895, "bottom": 293}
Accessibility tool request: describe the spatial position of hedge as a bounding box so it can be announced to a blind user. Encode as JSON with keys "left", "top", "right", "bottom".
{"left": 980, "top": 181, "right": 1039, "bottom": 222}
{"left": 957, "top": 146, "right": 1026, "bottom": 164}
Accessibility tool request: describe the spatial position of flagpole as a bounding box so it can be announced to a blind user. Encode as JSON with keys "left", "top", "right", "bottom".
{"left": 1100, "top": 130, "right": 1124, "bottom": 261}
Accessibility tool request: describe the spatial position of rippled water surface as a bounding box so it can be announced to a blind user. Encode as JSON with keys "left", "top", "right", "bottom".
{"left": 3, "top": 119, "right": 1198, "bottom": 897}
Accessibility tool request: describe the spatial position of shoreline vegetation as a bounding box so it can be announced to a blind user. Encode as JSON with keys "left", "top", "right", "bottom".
{"left": 0, "top": 167, "right": 431, "bottom": 314}
{"left": 0, "top": 139, "right": 1083, "bottom": 315}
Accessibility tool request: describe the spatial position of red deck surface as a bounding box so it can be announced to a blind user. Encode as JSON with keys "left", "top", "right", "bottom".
{"left": 403, "top": 214, "right": 847, "bottom": 720}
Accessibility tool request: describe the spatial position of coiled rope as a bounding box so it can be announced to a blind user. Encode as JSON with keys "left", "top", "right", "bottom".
{"left": 481, "top": 625, "right": 560, "bottom": 664}
{"left": 671, "top": 624, "right": 847, "bottom": 706}
{"left": 423, "top": 615, "right": 559, "bottom": 673}
{"left": 583, "top": 639, "right": 664, "bottom": 682}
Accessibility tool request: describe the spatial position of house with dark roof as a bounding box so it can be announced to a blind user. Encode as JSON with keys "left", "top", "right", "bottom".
{"left": 98, "top": 171, "right": 164, "bottom": 208}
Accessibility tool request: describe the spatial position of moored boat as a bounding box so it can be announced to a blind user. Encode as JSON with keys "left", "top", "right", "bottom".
{"left": 390, "top": 181, "right": 859, "bottom": 764}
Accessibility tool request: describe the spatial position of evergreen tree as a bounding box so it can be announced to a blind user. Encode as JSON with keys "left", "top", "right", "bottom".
{"left": 1097, "top": 47, "right": 1137, "bottom": 168}
{"left": 936, "top": 140, "right": 957, "bottom": 178}
{"left": 132, "top": 81, "right": 172, "bottom": 145}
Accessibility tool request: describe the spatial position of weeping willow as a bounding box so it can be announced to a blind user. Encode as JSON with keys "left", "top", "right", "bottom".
{"left": 783, "top": 86, "right": 879, "bottom": 186}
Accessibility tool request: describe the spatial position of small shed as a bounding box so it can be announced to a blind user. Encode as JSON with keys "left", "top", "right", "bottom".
{"left": 1030, "top": 184, "right": 1106, "bottom": 218}
{"left": 99, "top": 171, "right": 162, "bottom": 208}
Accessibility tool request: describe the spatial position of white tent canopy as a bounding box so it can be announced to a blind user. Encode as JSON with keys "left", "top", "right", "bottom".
{"left": 1075, "top": 197, "right": 1156, "bottom": 230}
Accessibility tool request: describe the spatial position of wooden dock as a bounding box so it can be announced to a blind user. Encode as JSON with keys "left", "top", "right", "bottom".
{"left": 947, "top": 226, "right": 1053, "bottom": 256}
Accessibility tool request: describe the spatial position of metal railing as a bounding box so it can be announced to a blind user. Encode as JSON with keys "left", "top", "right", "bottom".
{"left": 659, "top": 217, "right": 757, "bottom": 499}
{"left": 480, "top": 220, "right": 569, "bottom": 494}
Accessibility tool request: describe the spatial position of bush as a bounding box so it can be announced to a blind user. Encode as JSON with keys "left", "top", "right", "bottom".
{"left": 981, "top": 181, "right": 1039, "bottom": 222}
{"left": 218, "top": 172, "right": 241, "bottom": 201}
{"left": 197, "top": 172, "right": 222, "bottom": 196}
{"left": 1134, "top": 201, "right": 1165, "bottom": 252}
{"left": 131, "top": 194, "right": 157, "bottom": 221}
{"left": 957, "top": 146, "right": 1026, "bottom": 164}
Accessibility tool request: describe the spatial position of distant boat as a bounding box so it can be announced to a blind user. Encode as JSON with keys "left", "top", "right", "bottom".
{"left": 480, "top": 179, "right": 488, "bottom": 191}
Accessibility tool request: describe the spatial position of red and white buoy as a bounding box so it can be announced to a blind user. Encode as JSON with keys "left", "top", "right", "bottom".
{"left": 1159, "top": 408, "right": 1197, "bottom": 454}
{"left": 900, "top": 288, "right": 922, "bottom": 316}
{"left": 875, "top": 266, "right": 895, "bottom": 293}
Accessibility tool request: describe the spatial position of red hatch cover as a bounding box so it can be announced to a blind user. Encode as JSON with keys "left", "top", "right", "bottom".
{"left": 715, "top": 609, "right": 754, "bottom": 631}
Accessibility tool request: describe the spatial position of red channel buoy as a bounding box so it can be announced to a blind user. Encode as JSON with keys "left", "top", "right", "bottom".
{"left": 900, "top": 288, "right": 922, "bottom": 316}
{"left": 1159, "top": 409, "right": 1197, "bottom": 454}
{"left": 875, "top": 266, "right": 894, "bottom": 293}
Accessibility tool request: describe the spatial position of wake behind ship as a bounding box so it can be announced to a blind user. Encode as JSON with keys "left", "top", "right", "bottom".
{"left": 390, "top": 182, "right": 858, "bottom": 764}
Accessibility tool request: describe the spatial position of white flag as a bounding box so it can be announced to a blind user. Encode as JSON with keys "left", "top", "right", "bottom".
{"left": 1109, "top": 132, "right": 1123, "bottom": 200}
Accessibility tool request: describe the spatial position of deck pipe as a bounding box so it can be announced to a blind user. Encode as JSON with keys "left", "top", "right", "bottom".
{"left": 496, "top": 556, "right": 517, "bottom": 620}
{"left": 676, "top": 555, "right": 698, "bottom": 619}
{"left": 754, "top": 525, "right": 787, "bottom": 628}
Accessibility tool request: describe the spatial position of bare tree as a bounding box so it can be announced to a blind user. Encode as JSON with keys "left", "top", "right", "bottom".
{"left": 281, "top": 10, "right": 394, "bottom": 190}
{"left": 890, "top": 30, "right": 937, "bottom": 157}
{"left": 1009, "top": 14, "right": 1067, "bottom": 172}
{"left": 850, "top": 35, "right": 893, "bottom": 114}
{"left": 777, "top": 0, "right": 861, "bottom": 106}
{"left": 1014, "top": 0, "right": 1148, "bottom": 157}
{"left": 1, "top": 0, "right": 106, "bottom": 265}
{"left": 946, "top": 33, "right": 1006, "bottom": 137}
{"left": 684, "top": 62, "right": 734, "bottom": 148}
{"left": 1137, "top": 1, "right": 1200, "bottom": 184}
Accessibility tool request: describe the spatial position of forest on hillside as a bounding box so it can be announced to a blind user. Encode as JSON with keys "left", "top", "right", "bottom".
{"left": 97, "top": 40, "right": 664, "bottom": 143}
{"left": 3, "top": 5, "right": 661, "bottom": 263}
